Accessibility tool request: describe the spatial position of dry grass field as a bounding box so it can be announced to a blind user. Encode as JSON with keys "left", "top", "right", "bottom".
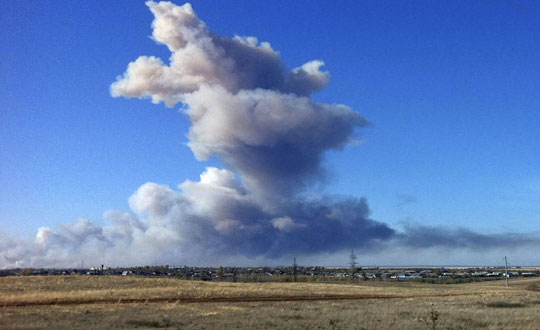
{"left": 1, "top": 275, "right": 540, "bottom": 329}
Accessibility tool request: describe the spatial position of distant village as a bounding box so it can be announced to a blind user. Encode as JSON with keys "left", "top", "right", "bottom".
{"left": 1, "top": 264, "right": 539, "bottom": 283}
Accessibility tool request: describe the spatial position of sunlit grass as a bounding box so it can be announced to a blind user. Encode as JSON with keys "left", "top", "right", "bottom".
{"left": 1, "top": 276, "right": 540, "bottom": 329}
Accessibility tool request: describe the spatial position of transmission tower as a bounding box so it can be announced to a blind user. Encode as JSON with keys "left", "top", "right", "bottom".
{"left": 293, "top": 257, "right": 298, "bottom": 282}
{"left": 504, "top": 256, "right": 509, "bottom": 288}
{"left": 349, "top": 250, "right": 357, "bottom": 281}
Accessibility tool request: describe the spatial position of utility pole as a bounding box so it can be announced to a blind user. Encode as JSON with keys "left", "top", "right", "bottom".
{"left": 349, "top": 250, "right": 357, "bottom": 281}
{"left": 293, "top": 257, "right": 298, "bottom": 282}
{"left": 504, "top": 256, "right": 509, "bottom": 288}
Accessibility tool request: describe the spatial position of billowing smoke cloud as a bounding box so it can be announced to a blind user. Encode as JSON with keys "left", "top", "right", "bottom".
{"left": 0, "top": 0, "right": 387, "bottom": 267}
{"left": 110, "top": 1, "right": 365, "bottom": 199}
{"left": 1, "top": 167, "right": 394, "bottom": 267}
{"left": 110, "top": 2, "right": 330, "bottom": 104}
{"left": 2, "top": 2, "right": 539, "bottom": 268}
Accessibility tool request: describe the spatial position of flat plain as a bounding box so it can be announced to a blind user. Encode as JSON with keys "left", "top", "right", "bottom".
{"left": 1, "top": 275, "right": 540, "bottom": 329}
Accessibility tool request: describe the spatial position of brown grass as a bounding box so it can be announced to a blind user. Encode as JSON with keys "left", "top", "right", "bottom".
{"left": 1, "top": 275, "right": 540, "bottom": 329}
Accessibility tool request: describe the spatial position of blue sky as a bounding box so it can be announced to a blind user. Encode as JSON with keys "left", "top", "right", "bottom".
{"left": 1, "top": 1, "right": 540, "bottom": 263}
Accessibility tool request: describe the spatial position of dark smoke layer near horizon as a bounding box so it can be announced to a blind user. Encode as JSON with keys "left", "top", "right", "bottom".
{"left": 2, "top": 1, "right": 539, "bottom": 268}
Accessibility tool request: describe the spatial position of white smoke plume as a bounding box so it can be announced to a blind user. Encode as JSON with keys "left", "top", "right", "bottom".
{"left": 0, "top": 1, "right": 389, "bottom": 268}
{"left": 110, "top": 2, "right": 330, "bottom": 104}
{"left": 110, "top": 1, "right": 365, "bottom": 199}
{"left": 2, "top": 2, "right": 538, "bottom": 268}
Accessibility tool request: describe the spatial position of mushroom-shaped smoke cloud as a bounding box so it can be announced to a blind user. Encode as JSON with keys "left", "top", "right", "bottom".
{"left": 109, "top": 0, "right": 394, "bottom": 257}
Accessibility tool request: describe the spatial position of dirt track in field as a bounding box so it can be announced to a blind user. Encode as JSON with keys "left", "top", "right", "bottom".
{"left": 1, "top": 292, "right": 477, "bottom": 308}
